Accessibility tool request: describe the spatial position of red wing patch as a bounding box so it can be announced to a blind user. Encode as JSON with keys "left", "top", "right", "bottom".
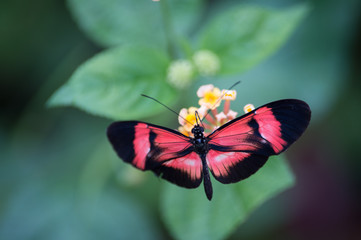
{"left": 253, "top": 106, "right": 286, "bottom": 153}
{"left": 132, "top": 123, "right": 151, "bottom": 169}
{"left": 153, "top": 151, "right": 203, "bottom": 188}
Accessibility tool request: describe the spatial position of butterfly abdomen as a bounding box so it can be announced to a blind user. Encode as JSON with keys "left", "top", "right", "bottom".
{"left": 200, "top": 154, "right": 213, "bottom": 201}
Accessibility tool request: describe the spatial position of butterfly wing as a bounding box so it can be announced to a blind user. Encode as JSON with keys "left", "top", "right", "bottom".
{"left": 206, "top": 99, "right": 311, "bottom": 184}
{"left": 107, "top": 121, "right": 203, "bottom": 188}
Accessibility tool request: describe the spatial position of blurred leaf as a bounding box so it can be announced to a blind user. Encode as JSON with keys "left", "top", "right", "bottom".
{"left": 198, "top": 4, "right": 308, "bottom": 75}
{"left": 0, "top": 185, "right": 160, "bottom": 240}
{"left": 161, "top": 155, "right": 294, "bottom": 240}
{"left": 214, "top": 0, "right": 356, "bottom": 122}
{"left": 234, "top": 155, "right": 295, "bottom": 212}
{"left": 67, "top": 0, "right": 204, "bottom": 47}
{"left": 78, "top": 140, "right": 116, "bottom": 200}
{"left": 47, "top": 45, "right": 178, "bottom": 120}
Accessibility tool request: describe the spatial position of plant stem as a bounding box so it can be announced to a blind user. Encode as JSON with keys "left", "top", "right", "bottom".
{"left": 160, "top": 0, "right": 177, "bottom": 59}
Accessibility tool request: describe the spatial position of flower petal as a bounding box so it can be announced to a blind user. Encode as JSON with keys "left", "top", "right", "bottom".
{"left": 197, "top": 105, "right": 208, "bottom": 117}
{"left": 227, "top": 110, "right": 238, "bottom": 120}
{"left": 178, "top": 108, "right": 188, "bottom": 125}
{"left": 216, "top": 112, "right": 227, "bottom": 122}
{"left": 197, "top": 84, "right": 214, "bottom": 98}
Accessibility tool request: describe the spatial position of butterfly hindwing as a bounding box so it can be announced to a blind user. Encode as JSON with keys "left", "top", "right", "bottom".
{"left": 152, "top": 151, "right": 203, "bottom": 188}
{"left": 206, "top": 99, "right": 311, "bottom": 183}
{"left": 206, "top": 150, "right": 268, "bottom": 184}
{"left": 107, "top": 121, "right": 203, "bottom": 188}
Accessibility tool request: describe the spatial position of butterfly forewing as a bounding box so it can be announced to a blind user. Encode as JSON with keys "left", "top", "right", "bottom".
{"left": 107, "top": 121, "right": 203, "bottom": 188}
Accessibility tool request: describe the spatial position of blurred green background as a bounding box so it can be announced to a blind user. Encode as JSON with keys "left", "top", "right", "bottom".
{"left": 1, "top": 0, "right": 361, "bottom": 239}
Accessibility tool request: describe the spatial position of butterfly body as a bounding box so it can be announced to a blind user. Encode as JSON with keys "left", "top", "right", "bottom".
{"left": 189, "top": 125, "right": 213, "bottom": 200}
{"left": 191, "top": 126, "right": 208, "bottom": 154}
{"left": 107, "top": 99, "right": 311, "bottom": 201}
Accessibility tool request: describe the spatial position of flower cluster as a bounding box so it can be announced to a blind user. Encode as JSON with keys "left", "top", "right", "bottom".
{"left": 178, "top": 84, "right": 254, "bottom": 137}
{"left": 167, "top": 49, "right": 221, "bottom": 89}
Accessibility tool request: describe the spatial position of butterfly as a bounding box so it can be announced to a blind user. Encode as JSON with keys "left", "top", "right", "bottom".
{"left": 107, "top": 99, "right": 311, "bottom": 200}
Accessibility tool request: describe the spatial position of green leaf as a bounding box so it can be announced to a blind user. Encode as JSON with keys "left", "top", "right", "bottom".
{"left": 0, "top": 185, "right": 161, "bottom": 240}
{"left": 198, "top": 4, "right": 308, "bottom": 75}
{"left": 67, "top": 0, "right": 204, "bottom": 47}
{"left": 47, "top": 45, "right": 177, "bottom": 120}
{"left": 234, "top": 155, "right": 295, "bottom": 212}
{"left": 161, "top": 155, "right": 294, "bottom": 240}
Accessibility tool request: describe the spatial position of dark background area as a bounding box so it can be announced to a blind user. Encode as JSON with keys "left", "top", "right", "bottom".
{"left": 1, "top": 0, "right": 361, "bottom": 239}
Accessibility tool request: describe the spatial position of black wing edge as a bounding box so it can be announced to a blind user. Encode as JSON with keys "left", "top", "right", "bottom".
{"left": 269, "top": 99, "right": 311, "bottom": 153}
{"left": 213, "top": 153, "right": 269, "bottom": 184}
{"left": 107, "top": 121, "right": 138, "bottom": 163}
{"left": 153, "top": 164, "right": 203, "bottom": 189}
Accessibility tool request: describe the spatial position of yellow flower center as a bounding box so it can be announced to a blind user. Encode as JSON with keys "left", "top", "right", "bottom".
{"left": 204, "top": 92, "right": 218, "bottom": 105}
{"left": 185, "top": 114, "right": 196, "bottom": 126}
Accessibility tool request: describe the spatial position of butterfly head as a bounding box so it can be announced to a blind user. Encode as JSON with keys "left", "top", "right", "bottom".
{"left": 192, "top": 111, "right": 205, "bottom": 139}
{"left": 191, "top": 125, "right": 204, "bottom": 138}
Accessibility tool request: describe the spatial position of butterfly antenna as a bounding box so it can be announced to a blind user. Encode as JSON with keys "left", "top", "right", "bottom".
{"left": 195, "top": 111, "right": 204, "bottom": 129}
{"left": 201, "top": 81, "right": 241, "bottom": 121}
{"left": 141, "top": 94, "right": 193, "bottom": 125}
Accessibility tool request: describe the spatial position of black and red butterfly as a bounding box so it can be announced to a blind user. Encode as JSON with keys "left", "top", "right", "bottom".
{"left": 107, "top": 99, "right": 311, "bottom": 200}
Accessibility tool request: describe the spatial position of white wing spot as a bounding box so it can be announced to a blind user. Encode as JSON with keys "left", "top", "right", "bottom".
{"left": 214, "top": 152, "right": 235, "bottom": 162}
{"left": 184, "top": 159, "right": 195, "bottom": 166}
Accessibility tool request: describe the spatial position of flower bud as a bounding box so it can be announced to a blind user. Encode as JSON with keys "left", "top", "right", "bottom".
{"left": 193, "top": 50, "right": 220, "bottom": 76}
{"left": 167, "top": 60, "right": 194, "bottom": 89}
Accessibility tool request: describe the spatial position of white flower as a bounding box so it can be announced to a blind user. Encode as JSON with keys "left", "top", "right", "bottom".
{"left": 197, "top": 84, "right": 222, "bottom": 109}
{"left": 243, "top": 104, "right": 255, "bottom": 113}
{"left": 221, "top": 89, "right": 237, "bottom": 100}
